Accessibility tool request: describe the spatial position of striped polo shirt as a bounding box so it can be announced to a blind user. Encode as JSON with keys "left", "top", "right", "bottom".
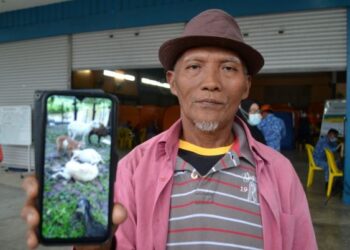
{"left": 167, "top": 123, "right": 263, "bottom": 250}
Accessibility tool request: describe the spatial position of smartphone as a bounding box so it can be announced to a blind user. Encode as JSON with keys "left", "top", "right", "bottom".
{"left": 34, "top": 90, "right": 118, "bottom": 245}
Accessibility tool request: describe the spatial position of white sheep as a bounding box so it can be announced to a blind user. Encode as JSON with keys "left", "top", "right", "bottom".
{"left": 50, "top": 160, "right": 99, "bottom": 182}
{"left": 65, "top": 160, "right": 99, "bottom": 182}
{"left": 71, "top": 148, "right": 103, "bottom": 165}
{"left": 67, "top": 121, "right": 99, "bottom": 142}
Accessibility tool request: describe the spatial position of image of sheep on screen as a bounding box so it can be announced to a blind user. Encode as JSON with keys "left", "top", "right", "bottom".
{"left": 42, "top": 95, "right": 112, "bottom": 239}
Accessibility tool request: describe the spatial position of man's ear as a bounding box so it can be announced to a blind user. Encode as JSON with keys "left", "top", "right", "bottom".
{"left": 242, "top": 75, "right": 251, "bottom": 100}
{"left": 166, "top": 70, "right": 178, "bottom": 96}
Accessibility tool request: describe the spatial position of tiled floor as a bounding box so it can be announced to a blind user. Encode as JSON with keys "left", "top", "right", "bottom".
{"left": 0, "top": 149, "right": 349, "bottom": 249}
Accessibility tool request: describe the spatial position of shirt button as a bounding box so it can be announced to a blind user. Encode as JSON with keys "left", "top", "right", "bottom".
{"left": 191, "top": 171, "right": 199, "bottom": 179}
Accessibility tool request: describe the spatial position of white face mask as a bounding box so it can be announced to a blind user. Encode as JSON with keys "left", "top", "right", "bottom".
{"left": 248, "top": 113, "right": 262, "bottom": 126}
{"left": 329, "top": 137, "right": 338, "bottom": 143}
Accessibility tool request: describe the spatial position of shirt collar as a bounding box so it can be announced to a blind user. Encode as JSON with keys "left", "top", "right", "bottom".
{"left": 232, "top": 120, "right": 256, "bottom": 166}
{"left": 156, "top": 118, "right": 263, "bottom": 167}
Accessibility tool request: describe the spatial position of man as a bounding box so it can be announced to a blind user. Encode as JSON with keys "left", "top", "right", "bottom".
{"left": 258, "top": 104, "right": 286, "bottom": 151}
{"left": 313, "top": 128, "right": 342, "bottom": 182}
{"left": 22, "top": 9, "right": 317, "bottom": 250}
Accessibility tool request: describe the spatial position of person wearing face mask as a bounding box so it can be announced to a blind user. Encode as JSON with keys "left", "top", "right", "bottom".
{"left": 313, "top": 128, "right": 343, "bottom": 184}
{"left": 258, "top": 104, "right": 286, "bottom": 152}
{"left": 237, "top": 99, "right": 266, "bottom": 144}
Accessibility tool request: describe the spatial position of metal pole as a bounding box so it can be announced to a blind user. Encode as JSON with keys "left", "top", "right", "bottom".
{"left": 343, "top": 8, "right": 350, "bottom": 204}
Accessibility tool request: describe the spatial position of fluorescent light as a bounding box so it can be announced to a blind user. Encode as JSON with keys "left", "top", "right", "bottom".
{"left": 141, "top": 77, "right": 170, "bottom": 89}
{"left": 103, "top": 70, "right": 135, "bottom": 81}
{"left": 78, "top": 70, "right": 91, "bottom": 74}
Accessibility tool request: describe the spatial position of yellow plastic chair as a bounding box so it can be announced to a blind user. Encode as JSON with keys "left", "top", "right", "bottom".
{"left": 117, "top": 127, "right": 134, "bottom": 150}
{"left": 305, "top": 144, "right": 323, "bottom": 188}
{"left": 324, "top": 148, "right": 343, "bottom": 198}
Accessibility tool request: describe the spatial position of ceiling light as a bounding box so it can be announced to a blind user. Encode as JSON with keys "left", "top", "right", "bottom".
{"left": 141, "top": 78, "right": 170, "bottom": 89}
{"left": 103, "top": 70, "right": 135, "bottom": 81}
{"left": 78, "top": 70, "right": 91, "bottom": 74}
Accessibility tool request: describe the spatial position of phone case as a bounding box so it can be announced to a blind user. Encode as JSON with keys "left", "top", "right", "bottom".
{"left": 34, "top": 90, "right": 118, "bottom": 245}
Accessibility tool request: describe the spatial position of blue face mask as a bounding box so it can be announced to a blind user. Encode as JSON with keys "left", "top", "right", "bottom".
{"left": 248, "top": 113, "right": 262, "bottom": 126}
{"left": 238, "top": 105, "right": 262, "bottom": 126}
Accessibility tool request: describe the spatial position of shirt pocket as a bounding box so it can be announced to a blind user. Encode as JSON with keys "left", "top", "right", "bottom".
{"left": 279, "top": 212, "right": 296, "bottom": 250}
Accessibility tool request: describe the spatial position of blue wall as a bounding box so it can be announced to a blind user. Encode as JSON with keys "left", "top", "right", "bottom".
{"left": 0, "top": 0, "right": 349, "bottom": 43}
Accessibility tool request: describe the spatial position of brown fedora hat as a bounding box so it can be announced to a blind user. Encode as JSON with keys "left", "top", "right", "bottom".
{"left": 158, "top": 9, "right": 264, "bottom": 75}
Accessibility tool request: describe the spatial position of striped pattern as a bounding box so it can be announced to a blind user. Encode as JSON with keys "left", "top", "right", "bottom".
{"left": 167, "top": 152, "right": 263, "bottom": 249}
{"left": 167, "top": 241, "right": 262, "bottom": 250}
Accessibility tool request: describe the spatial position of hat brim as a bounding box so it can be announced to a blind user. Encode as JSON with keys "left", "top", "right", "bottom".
{"left": 159, "top": 36, "right": 264, "bottom": 75}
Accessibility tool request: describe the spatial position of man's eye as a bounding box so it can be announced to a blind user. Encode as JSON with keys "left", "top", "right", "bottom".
{"left": 223, "top": 66, "right": 238, "bottom": 71}
{"left": 186, "top": 64, "right": 200, "bottom": 70}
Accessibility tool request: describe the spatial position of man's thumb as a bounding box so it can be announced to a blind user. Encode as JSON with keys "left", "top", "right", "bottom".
{"left": 112, "top": 203, "right": 127, "bottom": 225}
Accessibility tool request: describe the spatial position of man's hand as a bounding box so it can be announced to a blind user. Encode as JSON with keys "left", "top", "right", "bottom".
{"left": 21, "top": 175, "right": 40, "bottom": 249}
{"left": 21, "top": 175, "right": 127, "bottom": 250}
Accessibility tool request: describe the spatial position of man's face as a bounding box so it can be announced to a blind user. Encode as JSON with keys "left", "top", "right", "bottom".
{"left": 166, "top": 47, "right": 251, "bottom": 132}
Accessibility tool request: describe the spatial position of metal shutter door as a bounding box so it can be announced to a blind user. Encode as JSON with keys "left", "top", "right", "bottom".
{"left": 72, "top": 23, "right": 184, "bottom": 69}
{"left": 237, "top": 8, "right": 346, "bottom": 73}
{"left": 0, "top": 36, "right": 70, "bottom": 169}
{"left": 73, "top": 9, "right": 346, "bottom": 73}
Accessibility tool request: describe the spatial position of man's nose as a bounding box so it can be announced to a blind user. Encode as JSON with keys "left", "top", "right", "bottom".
{"left": 201, "top": 67, "right": 221, "bottom": 91}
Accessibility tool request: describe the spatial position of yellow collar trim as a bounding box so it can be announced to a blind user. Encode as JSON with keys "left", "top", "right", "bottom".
{"left": 179, "top": 139, "right": 232, "bottom": 156}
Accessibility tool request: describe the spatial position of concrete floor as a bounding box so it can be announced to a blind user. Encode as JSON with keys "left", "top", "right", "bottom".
{"left": 0, "top": 149, "right": 349, "bottom": 249}
{"left": 0, "top": 171, "right": 70, "bottom": 250}
{"left": 284, "top": 150, "right": 350, "bottom": 250}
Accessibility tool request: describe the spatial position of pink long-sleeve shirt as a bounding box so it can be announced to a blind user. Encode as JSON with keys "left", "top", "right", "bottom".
{"left": 115, "top": 119, "right": 317, "bottom": 250}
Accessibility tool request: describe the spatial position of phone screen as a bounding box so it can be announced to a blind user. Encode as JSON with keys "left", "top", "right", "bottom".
{"left": 39, "top": 93, "right": 116, "bottom": 243}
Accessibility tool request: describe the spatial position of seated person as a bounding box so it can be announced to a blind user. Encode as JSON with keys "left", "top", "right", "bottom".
{"left": 313, "top": 128, "right": 343, "bottom": 183}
